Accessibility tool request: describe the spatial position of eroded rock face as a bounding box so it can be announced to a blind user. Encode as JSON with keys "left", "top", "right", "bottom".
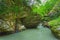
{"left": 0, "top": 0, "right": 41, "bottom": 35}
{"left": 0, "top": 18, "right": 26, "bottom": 35}
{"left": 51, "top": 26, "right": 60, "bottom": 39}
{"left": 0, "top": 11, "right": 41, "bottom": 35}
{"left": 0, "top": 14, "right": 40, "bottom": 34}
{"left": 15, "top": 18, "right": 26, "bottom": 32}
{"left": 21, "top": 14, "right": 41, "bottom": 29}
{"left": 0, "top": 19, "right": 15, "bottom": 33}
{"left": 0, "top": 13, "right": 26, "bottom": 35}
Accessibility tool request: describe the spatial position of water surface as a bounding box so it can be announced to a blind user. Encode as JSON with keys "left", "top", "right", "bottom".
{"left": 0, "top": 24, "right": 58, "bottom": 40}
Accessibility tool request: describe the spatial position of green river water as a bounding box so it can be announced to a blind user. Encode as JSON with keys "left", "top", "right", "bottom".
{"left": 0, "top": 24, "right": 58, "bottom": 40}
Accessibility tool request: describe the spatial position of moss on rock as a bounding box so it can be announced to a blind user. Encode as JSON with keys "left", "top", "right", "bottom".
{"left": 21, "top": 14, "right": 41, "bottom": 29}
{"left": 51, "top": 25, "right": 60, "bottom": 39}
{"left": 47, "top": 17, "right": 60, "bottom": 39}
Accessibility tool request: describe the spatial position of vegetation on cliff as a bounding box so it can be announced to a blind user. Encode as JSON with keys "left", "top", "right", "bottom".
{"left": 0, "top": 0, "right": 60, "bottom": 39}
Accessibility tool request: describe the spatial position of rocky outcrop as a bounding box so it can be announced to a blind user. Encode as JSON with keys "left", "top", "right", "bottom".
{"left": 51, "top": 26, "right": 60, "bottom": 39}
{"left": 0, "top": 15, "right": 15, "bottom": 35}
{"left": 0, "top": 12, "right": 41, "bottom": 34}
{"left": 0, "top": 0, "right": 41, "bottom": 35}
{"left": 0, "top": 19, "right": 15, "bottom": 35}
{"left": 21, "top": 14, "right": 41, "bottom": 29}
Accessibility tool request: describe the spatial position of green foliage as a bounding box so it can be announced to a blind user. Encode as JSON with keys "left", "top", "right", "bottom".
{"left": 32, "top": 0, "right": 57, "bottom": 16}
{"left": 32, "top": 0, "right": 59, "bottom": 21}
{"left": 48, "top": 17, "right": 60, "bottom": 27}
{"left": 0, "top": 1, "right": 8, "bottom": 14}
{"left": 10, "top": 5, "right": 20, "bottom": 13}
{"left": 0, "top": 0, "right": 60, "bottom": 21}
{"left": 48, "top": 1, "right": 60, "bottom": 20}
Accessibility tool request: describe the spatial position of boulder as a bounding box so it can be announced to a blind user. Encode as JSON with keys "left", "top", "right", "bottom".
{"left": 21, "top": 14, "right": 41, "bottom": 29}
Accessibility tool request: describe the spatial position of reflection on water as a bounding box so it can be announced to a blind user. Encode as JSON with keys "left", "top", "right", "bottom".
{"left": 0, "top": 24, "right": 58, "bottom": 40}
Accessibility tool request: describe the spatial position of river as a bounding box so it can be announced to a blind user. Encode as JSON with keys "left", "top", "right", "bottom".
{"left": 0, "top": 24, "right": 58, "bottom": 40}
